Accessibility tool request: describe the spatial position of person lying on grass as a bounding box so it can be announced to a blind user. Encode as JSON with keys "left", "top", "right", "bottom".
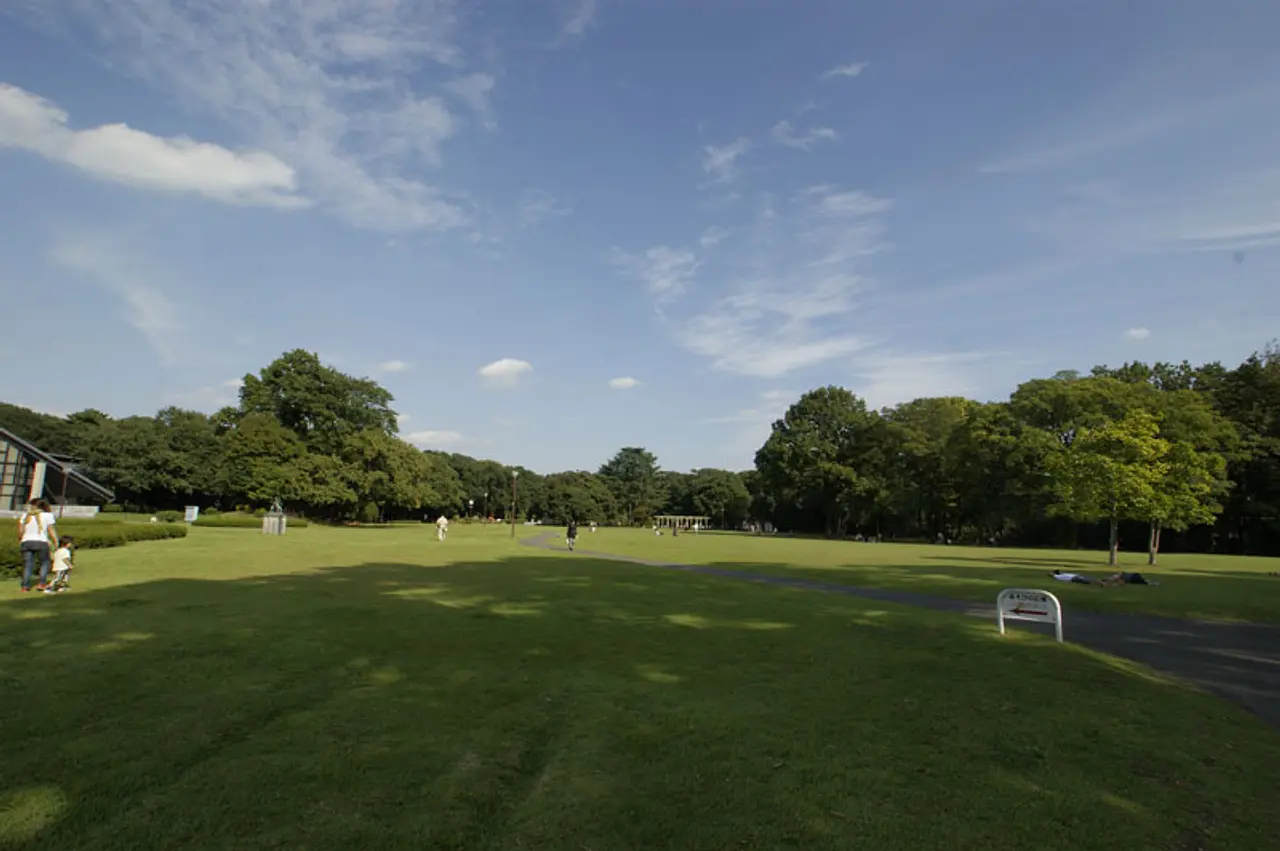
{"left": 1049, "top": 569, "right": 1159, "bottom": 587}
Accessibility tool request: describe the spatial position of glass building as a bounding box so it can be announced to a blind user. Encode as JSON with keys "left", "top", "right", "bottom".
{"left": 0, "top": 427, "right": 114, "bottom": 514}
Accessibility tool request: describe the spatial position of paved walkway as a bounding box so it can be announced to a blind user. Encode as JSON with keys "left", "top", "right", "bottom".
{"left": 522, "top": 533, "right": 1280, "bottom": 727}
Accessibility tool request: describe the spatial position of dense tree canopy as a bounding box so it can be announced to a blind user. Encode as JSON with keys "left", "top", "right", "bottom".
{"left": 4, "top": 344, "right": 1279, "bottom": 555}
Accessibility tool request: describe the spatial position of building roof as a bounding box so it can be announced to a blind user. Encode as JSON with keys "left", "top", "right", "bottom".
{"left": 0, "top": 426, "right": 115, "bottom": 502}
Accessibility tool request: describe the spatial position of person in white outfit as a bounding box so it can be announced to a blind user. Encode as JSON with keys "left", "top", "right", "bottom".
{"left": 436, "top": 514, "right": 449, "bottom": 541}
{"left": 17, "top": 498, "right": 58, "bottom": 592}
{"left": 44, "top": 536, "right": 75, "bottom": 593}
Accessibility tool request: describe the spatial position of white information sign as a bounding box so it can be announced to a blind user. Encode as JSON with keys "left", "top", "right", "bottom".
{"left": 997, "top": 588, "right": 1064, "bottom": 643}
{"left": 185, "top": 505, "right": 200, "bottom": 523}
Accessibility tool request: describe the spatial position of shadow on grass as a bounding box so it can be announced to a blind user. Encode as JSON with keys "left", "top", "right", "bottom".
{"left": 2, "top": 554, "right": 1278, "bottom": 850}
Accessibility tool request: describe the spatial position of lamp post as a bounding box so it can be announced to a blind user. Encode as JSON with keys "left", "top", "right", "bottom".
{"left": 510, "top": 470, "right": 520, "bottom": 539}
{"left": 483, "top": 491, "right": 489, "bottom": 520}
{"left": 468, "top": 498, "right": 474, "bottom": 519}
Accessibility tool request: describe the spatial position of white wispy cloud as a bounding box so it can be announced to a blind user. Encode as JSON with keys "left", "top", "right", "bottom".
{"left": 478, "top": 358, "right": 533, "bottom": 387}
{"left": 612, "top": 245, "right": 699, "bottom": 301}
{"left": 664, "top": 184, "right": 892, "bottom": 377}
{"left": 821, "top": 60, "right": 868, "bottom": 80}
{"left": 771, "top": 120, "right": 838, "bottom": 151}
{"left": 701, "top": 138, "right": 750, "bottom": 185}
{"left": 519, "top": 189, "right": 572, "bottom": 227}
{"left": 443, "top": 73, "right": 497, "bottom": 130}
{"left": 704, "top": 389, "right": 793, "bottom": 459}
{"left": 180, "top": 378, "right": 245, "bottom": 411}
{"left": 0, "top": 83, "right": 306, "bottom": 208}
{"left": 608, "top": 377, "right": 641, "bottom": 389}
{"left": 49, "top": 234, "right": 189, "bottom": 365}
{"left": 851, "top": 352, "right": 996, "bottom": 411}
{"left": 560, "top": 0, "right": 599, "bottom": 40}
{"left": 377, "top": 360, "right": 411, "bottom": 373}
{"left": 699, "top": 226, "right": 730, "bottom": 248}
{"left": 404, "top": 429, "right": 467, "bottom": 449}
{"left": 1123, "top": 327, "right": 1152, "bottom": 340}
{"left": 14, "top": 0, "right": 484, "bottom": 232}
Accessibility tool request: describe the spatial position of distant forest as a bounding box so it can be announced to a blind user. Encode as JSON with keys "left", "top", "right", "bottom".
{"left": 3, "top": 343, "right": 1279, "bottom": 558}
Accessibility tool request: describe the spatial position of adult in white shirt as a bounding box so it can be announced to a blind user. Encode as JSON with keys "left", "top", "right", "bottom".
{"left": 436, "top": 514, "right": 449, "bottom": 541}
{"left": 17, "top": 498, "right": 58, "bottom": 592}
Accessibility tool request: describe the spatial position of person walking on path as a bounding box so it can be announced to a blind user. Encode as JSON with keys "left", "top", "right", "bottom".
{"left": 566, "top": 519, "right": 578, "bottom": 552}
{"left": 17, "top": 498, "right": 58, "bottom": 593}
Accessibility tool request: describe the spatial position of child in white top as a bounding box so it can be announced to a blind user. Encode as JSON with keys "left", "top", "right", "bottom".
{"left": 436, "top": 514, "right": 449, "bottom": 541}
{"left": 44, "top": 537, "right": 75, "bottom": 593}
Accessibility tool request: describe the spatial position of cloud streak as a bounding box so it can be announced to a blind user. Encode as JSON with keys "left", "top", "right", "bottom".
{"left": 612, "top": 245, "right": 699, "bottom": 302}
{"left": 13, "top": 0, "right": 482, "bottom": 232}
{"left": 560, "top": 0, "right": 598, "bottom": 40}
{"left": 0, "top": 83, "right": 306, "bottom": 208}
{"left": 771, "top": 120, "right": 838, "bottom": 151}
{"left": 821, "top": 60, "right": 868, "bottom": 80}
{"left": 49, "top": 233, "right": 189, "bottom": 365}
{"left": 701, "top": 138, "right": 750, "bottom": 185}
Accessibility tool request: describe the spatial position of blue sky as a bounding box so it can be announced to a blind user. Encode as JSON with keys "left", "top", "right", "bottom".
{"left": 1, "top": 1, "right": 1278, "bottom": 473}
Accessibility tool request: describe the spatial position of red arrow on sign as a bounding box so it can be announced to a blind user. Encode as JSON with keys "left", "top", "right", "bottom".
{"left": 1012, "top": 605, "right": 1049, "bottom": 616}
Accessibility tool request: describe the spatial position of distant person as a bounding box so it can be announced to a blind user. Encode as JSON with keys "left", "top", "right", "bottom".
{"left": 566, "top": 520, "right": 578, "bottom": 552}
{"left": 1102, "top": 571, "right": 1158, "bottom": 587}
{"left": 44, "top": 536, "right": 75, "bottom": 593}
{"left": 17, "top": 498, "right": 58, "bottom": 592}
{"left": 1050, "top": 569, "right": 1098, "bottom": 585}
{"left": 436, "top": 514, "right": 449, "bottom": 541}
{"left": 590, "top": 521, "right": 597, "bottom": 533}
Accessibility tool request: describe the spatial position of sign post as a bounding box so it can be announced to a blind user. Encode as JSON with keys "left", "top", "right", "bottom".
{"left": 997, "top": 588, "right": 1064, "bottom": 643}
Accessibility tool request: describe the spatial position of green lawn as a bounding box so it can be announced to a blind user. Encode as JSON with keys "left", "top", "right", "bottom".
{"left": 575, "top": 529, "right": 1280, "bottom": 623}
{"left": 2, "top": 525, "right": 1277, "bottom": 850}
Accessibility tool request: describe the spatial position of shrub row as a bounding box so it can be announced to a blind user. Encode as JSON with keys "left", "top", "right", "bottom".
{"left": 1, "top": 523, "right": 187, "bottom": 577}
{"left": 192, "top": 513, "right": 309, "bottom": 529}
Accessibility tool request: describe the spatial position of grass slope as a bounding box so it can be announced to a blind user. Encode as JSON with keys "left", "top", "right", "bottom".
{"left": 1, "top": 525, "right": 1276, "bottom": 850}
{"left": 576, "top": 529, "right": 1280, "bottom": 623}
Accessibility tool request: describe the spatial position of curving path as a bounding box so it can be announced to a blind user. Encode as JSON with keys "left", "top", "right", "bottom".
{"left": 521, "top": 532, "right": 1280, "bottom": 728}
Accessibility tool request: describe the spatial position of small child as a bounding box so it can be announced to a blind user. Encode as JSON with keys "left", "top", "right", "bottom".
{"left": 44, "top": 536, "right": 75, "bottom": 593}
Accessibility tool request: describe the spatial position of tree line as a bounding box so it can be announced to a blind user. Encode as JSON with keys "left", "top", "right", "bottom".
{"left": 3, "top": 344, "right": 1278, "bottom": 557}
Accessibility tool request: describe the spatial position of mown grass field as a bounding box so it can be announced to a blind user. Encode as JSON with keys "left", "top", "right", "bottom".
{"left": 2, "top": 524, "right": 1277, "bottom": 850}
{"left": 576, "top": 529, "right": 1280, "bottom": 623}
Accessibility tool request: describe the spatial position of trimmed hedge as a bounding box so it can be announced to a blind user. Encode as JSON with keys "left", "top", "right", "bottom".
{"left": 101, "top": 504, "right": 124, "bottom": 513}
{"left": 193, "top": 513, "right": 309, "bottom": 529}
{"left": 1, "top": 523, "right": 187, "bottom": 577}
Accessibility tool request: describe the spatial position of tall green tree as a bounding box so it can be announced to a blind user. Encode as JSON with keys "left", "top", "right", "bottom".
{"left": 689, "top": 468, "right": 751, "bottom": 529}
{"left": 755, "top": 387, "right": 888, "bottom": 537}
{"left": 1047, "top": 410, "right": 1169, "bottom": 566}
{"left": 239, "top": 350, "right": 398, "bottom": 455}
{"left": 599, "top": 447, "right": 663, "bottom": 525}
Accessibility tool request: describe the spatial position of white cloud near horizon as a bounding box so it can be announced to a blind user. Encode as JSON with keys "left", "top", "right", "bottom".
{"left": 12, "top": 0, "right": 482, "bottom": 232}
{"left": 478, "top": 357, "right": 533, "bottom": 387}
{"left": 608, "top": 377, "right": 641, "bottom": 389}
{"left": 1123, "top": 327, "right": 1152, "bottom": 340}
{"left": 404, "top": 429, "right": 467, "bottom": 449}
{"left": 771, "top": 120, "right": 838, "bottom": 151}
{"left": 0, "top": 83, "right": 307, "bottom": 208}
{"left": 821, "top": 60, "right": 868, "bottom": 80}
{"left": 377, "top": 360, "right": 411, "bottom": 373}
